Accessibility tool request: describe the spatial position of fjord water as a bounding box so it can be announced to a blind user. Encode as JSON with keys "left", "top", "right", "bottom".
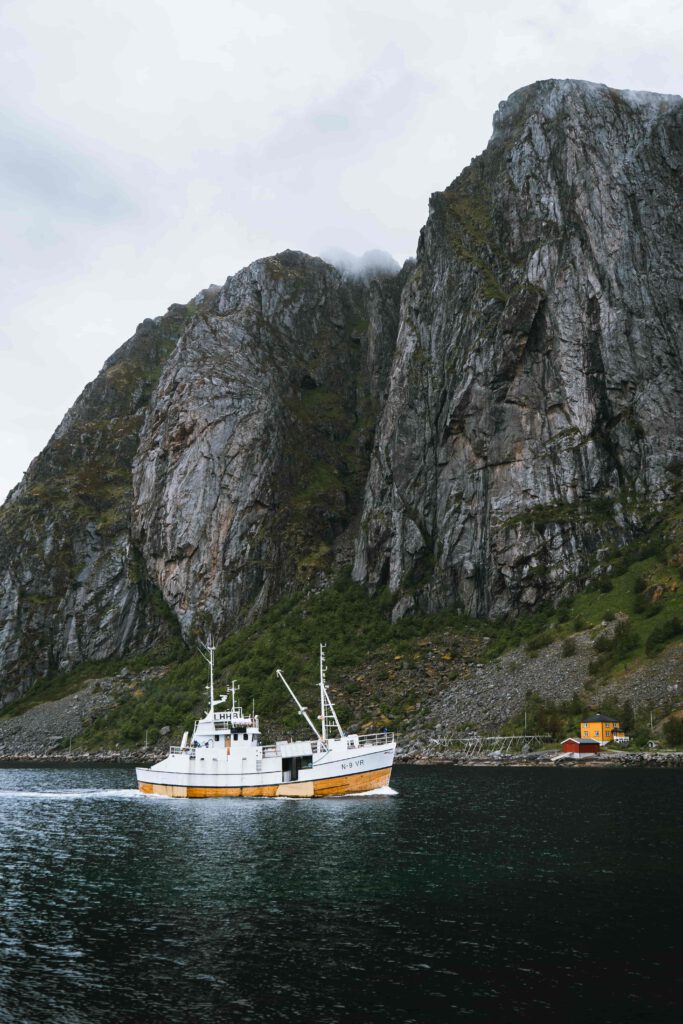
{"left": 0, "top": 765, "right": 680, "bottom": 1024}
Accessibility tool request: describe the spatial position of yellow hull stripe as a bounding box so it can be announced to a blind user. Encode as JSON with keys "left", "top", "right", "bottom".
{"left": 138, "top": 766, "right": 392, "bottom": 799}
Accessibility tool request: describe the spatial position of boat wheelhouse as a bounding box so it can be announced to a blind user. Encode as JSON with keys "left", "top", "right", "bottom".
{"left": 136, "top": 641, "right": 395, "bottom": 798}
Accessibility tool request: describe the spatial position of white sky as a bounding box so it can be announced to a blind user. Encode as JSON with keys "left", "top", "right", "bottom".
{"left": 1, "top": 0, "right": 681, "bottom": 501}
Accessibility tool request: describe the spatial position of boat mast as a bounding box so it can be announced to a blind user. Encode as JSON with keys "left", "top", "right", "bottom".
{"left": 198, "top": 635, "right": 217, "bottom": 712}
{"left": 276, "top": 669, "right": 322, "bottom": 741}
{"left": 320, "top": 643, "right": 327, "bottom": 742}
{"left": 319, "top": 643, "right": 344, "bottom": 739}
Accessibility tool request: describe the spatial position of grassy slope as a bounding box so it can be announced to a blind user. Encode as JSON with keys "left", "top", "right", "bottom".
{"left": 3, "top": 495, "right": 682, "bottom": 751}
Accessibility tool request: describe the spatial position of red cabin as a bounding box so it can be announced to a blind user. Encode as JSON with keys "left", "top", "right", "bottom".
{"left": 562, "top": 737, "right": 600, "bottom": 755}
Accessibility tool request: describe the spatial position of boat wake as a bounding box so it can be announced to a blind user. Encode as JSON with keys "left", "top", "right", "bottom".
{"left": 345, "top": 785, "right": 398, "bottom": 798}
{"left": 276, "top": 785, "right": 398, "bottom": 801}
{"left": 0, "top": 788, "right": 144, "bottom": 801}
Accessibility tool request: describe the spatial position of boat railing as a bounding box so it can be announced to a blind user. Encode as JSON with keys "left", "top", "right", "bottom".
{"left": 357, "top": 731, "right": 395, "bottom": 748}
{"left": 258, "top": 732, "right": 394, "bottom": 758}
{"left": 260, "top": 739, "right": 329, "bottom": 757}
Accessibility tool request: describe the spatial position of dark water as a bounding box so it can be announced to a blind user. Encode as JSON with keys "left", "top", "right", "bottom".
{"left": 0, "top": 765, "right": 681, "bottom": 1024}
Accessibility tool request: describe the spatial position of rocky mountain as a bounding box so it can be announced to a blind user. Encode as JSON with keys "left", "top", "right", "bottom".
{"left": 0, "top": 300, "right": 201, "bottom": 707}
{"left": 0, "top": 255, "right": 403, "bottom": 704}
{"left": 354, "top": 79, "right": 683, "bottom": 619}
{"left": 130, "top": 252, "right": 404, "bottom": 639}
{"left": 1, "top": 78, "right": 681, "bottom": 705}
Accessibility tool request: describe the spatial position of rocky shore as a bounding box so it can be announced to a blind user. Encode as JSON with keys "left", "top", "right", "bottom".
{"left": 0, "top": 668, "right": 168, "bottom": 761}
{"left": 2, "top": 749, "right": 682, "bottom": 770}
{"left": 391, "top": 633, "right": 683, "bottom": 745}
{"left": 0, "top": 750, "right": 158, "bottom": 766}
{"left": 396, "top": 750, "right": 683, "bottom": 768}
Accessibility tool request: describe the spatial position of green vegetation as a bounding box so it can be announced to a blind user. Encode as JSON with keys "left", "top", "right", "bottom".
{"left": 561, "top": 637, "right": 577, "bottom": 657}
{"left": 75, "top": 573, "right": 492, "bottom": 750}
{"left": 588, "top": 619, "right": 639, "bottom": 676}
{"left": 644, "top": 616, "right": 683, "bottom": 656}
{"left": 278, "top": 383, "right": 370, "bottom": 578}
{"left": 525, "top": 630, "right": 553, "bottom": 653}
{"left": 475, "top": 495, "right": 683, "bottom": 676}
{"left": 504, "top": 690, "right": 656, "bottom": 747}
{"left": 663, "top": 716, "right": 683, "bottom": 747}
{"left": 5, "top": 489, "right": 682, "bottom": 753}
{"left": 0, "top": 637, "right": 185, "bottom": 720}
{"left": 570, "top": 541, "right": 683, "bottom": 671}
{"left": 72, "top": 517, "right": 683, "bottom": 749}
{"left": 434, "top": 163, "right": 515, "bottom": 304}
{"left": 504, "top": 495, "right": 616, "bottom": 531}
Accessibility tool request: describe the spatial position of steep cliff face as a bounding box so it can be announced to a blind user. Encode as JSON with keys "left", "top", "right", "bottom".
{"left": 0, "top": 299, "right": 210, "bottom": 705}
{"left": 131, "top": 251, "right": 403, "bottom": 638}
{"left": 1, "top": 79, "right": 681, "bottom": 706}
{"left": 0, "top": 253, "right": 402, "bottom": 700}
{"left": 353, "top": 80, "right": 683, "bottom": 618}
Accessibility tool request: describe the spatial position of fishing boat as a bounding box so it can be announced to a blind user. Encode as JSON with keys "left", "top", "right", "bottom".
{"left": 136, "top": 640, "right": 396, "bottom": 798}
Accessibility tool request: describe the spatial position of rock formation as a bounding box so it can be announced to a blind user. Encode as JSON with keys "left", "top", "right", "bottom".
{"left": 354, "top": 80, "right": 683, "bottom": 618}
{"left": 0, "top": 79, "right": 681, "bottom": 703}
{"left": 0, "top": 300, "right": 204, "bottom": 706}
{"left": 131, "top": 251, "right": 403, "bottom": 638}
{"left": 0, "top": 255, "right": 402, "bottom": 702}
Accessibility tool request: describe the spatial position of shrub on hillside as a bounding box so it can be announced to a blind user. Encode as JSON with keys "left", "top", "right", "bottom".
{"left": 561, "top": 637, "right": 577, "bottom": 657}
{"left": 525, "top": 631, "right": 553, "bottom": 652}
{"left": 611, "top": 619, "right": 639, "bottom": 658}
{"left": 593, "top": 633, "right": 612, "bottom": 653}
{"left": 645, "top": 616, "right": 683, "bottom": 656}
{"left": 588, "top": 619, "right": 639, "bottom": 675}
{"left": 557, "top": 603, "right": 571, "bottom": 623}
{"left": 619, "top": 700, "right": 635, "bottom": 734}
{"left": 662, "top": 716, "right": 683, "bottom": 747}
{"left": 633, "top": 575, "right": 647, "bottom": 594}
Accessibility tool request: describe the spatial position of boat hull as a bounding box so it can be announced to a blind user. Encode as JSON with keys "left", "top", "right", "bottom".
{"left": 138, "top": 764, "right": 392, "bottom": 799}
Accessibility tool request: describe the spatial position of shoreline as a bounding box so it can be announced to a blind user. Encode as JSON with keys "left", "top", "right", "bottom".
{"left": 2, "top": 751, "right": 683, "bottom": 769}
{"left": 398, "top": 750, "right": 683, "bottom": 768}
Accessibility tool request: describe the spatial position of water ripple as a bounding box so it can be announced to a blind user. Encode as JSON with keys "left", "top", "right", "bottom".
{"left": 0, "top": 764, "right": 681, "bottom": 1023}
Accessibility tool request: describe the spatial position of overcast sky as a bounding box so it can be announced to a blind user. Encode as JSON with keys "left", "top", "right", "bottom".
{"left": 1, "top": 0, "right": 681, "bottom": 501}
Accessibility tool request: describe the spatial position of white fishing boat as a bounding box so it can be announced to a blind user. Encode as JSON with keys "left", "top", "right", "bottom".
{"left": 136, "top": 641, "right": 395, "bottom": 798}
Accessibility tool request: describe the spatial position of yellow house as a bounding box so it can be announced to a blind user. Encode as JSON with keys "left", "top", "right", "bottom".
{"left": 581, "top": 714, "right": 621, "bottom": 746}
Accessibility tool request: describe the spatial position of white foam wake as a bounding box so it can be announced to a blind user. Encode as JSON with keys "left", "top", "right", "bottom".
{"left": 0, "top": 788, "right": 144, "bottom": 801}
{"left": 348, "top": 785, "right": 398, "bottom": 797}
